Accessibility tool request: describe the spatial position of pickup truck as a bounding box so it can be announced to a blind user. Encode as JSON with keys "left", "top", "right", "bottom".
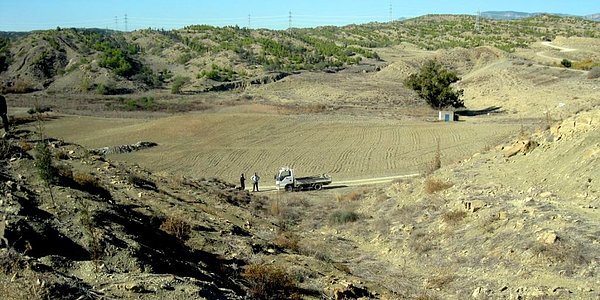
{"left": 275, "top": 167, "right": 332, "bottom": 191}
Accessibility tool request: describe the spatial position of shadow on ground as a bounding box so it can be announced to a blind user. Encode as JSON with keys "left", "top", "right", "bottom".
{"left": 456, "top": 106, "right": 503, "bottom": 116}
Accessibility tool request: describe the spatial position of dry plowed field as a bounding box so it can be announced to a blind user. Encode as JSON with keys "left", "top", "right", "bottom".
{"left": 43, "top": 106, "right": 519, "bottom": 183}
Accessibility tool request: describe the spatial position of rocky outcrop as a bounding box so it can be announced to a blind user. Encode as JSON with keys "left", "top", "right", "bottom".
{"left": 89, "top": 141, "right": 158, "bottom": 155}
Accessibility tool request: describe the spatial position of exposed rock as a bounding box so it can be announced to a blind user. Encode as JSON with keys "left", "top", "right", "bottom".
{"left": 463, "top": 200, "right": 486, "bottom": 212}
{"left": 502, "top": 140, "right": 538, "bottom": 157}
{"left": 537, "top": 230, "right": 559, "bottom": 244}
{"left": 89, "top": 141, "right": 158, "bottom": 155}
{"left": 333, "top": 281, "right": 374, "bottom": 300}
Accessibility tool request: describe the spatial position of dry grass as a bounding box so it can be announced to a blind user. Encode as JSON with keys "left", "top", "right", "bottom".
{"left": 18, "top": 139, "right": 33, "bottom": 151}
{"left": 441, "top": 210, "right": 467, "bottom": 226}
{"left": 335, "top": 189, "right": 367, "bottom": 202}
{"left": 242, "top": 264, "right": 296, "bottom": 300}
{"left": 424, "top": 178, "right": 453, "bottom": 194}
{"left": 424, "top": 138, "right": 442, "bottom": 175}
{"left": 5, "top": 79, "right": 35, "bottom": 94}
{"left": 277, "top": 103, "right": 328, "bottom": 114}
{"left": 409, "top": 230, "right": 436, "bottom": 254}
{"left": 159, "top": 216, "right": 192, "bottom": 241}
{"left": 273, "top": 232, "right": 300, "bottom": 252}
{"left": 73, "top": 172, "right": 98, "bottom": 187}
{"left": 425, "top": 272, "right": 456, "bottom": 290}
{"left": 0, "top": 250, "right": 45, "bottom": 300}
{"left": 329, "top": 209, "right": 359, "bottom": 225}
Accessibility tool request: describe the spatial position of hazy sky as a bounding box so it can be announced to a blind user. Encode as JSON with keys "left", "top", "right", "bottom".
{"left": 1, "top": 0, "right": 599, "bottom": 32}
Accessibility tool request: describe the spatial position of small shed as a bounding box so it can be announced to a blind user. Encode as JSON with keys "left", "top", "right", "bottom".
{"left": 438, "top": 110, "right": 455, "bottom": 122}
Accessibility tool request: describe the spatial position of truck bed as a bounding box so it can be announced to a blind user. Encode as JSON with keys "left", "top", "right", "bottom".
{"left": 295, "top": 175, "right": 332, "bottom": 185}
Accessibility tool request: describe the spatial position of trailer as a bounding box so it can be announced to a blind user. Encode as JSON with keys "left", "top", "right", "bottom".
{"left": 275, "top": 167, "right": 332, "bottom": 191}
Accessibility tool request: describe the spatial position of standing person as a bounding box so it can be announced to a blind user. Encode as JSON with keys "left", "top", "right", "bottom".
{"left": 0, "top": 94, "right": 8, "bottom": 134}
{"left": 240, "top": 173, "right": 245, "bottom": 190}
{"left": 251, "top": 172, "right": 260, "bottom": 192}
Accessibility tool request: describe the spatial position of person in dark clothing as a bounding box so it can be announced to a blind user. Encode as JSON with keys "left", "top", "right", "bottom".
{"left": 240, "top": 173, "right": 246, "bottom": 190}
{"left": 0, "top": 95, "right": 8, "bottom": 134}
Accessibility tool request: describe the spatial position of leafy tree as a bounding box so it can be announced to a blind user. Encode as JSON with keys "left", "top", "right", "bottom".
{"left": 404, "top": 60, "right": 464, "bottom": 109}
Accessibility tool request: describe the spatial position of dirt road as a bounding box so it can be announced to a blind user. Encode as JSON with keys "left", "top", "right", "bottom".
{"left": 249, "top": 172, "right": 421, "bottom": 192}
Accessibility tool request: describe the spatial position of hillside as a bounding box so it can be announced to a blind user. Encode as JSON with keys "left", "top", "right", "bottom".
{"left": 1, "top": 13, "right": 600, "bottom": 299}
{"left": 0, "top": 14, "right": 598, "bottom": 97}
{"left": 2, "top": 96, "right": 599, "bottom": 300}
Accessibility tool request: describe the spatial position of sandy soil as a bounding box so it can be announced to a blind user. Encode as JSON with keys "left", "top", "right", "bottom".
{"left": 43, "top": 107, "right": 520, "bottom": 185}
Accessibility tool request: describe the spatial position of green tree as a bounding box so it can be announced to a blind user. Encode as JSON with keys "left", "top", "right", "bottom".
{"left": 404, "top": 60, "right": 464, "bottom": 109}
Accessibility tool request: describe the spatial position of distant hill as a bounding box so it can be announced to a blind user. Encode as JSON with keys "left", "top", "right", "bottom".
{"left": 586, "top": 13, "right": 600, "bottom": 21}
{"left": 481, "top": 11, "right": 538, "bottom": 20}
{"left": 0, "top": 14, "right": 598, "bottom": 95}
{"left": 480, "top": 11, "right": 598, "bottom": 20}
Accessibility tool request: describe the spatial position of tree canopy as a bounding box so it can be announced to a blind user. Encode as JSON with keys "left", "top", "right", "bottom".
{"left": 404, "top": 60, "right": 464, "bottom": 109}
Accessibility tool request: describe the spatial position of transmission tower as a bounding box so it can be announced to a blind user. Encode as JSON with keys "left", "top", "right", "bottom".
{"left": 248, "top": 14, "right": 251, "bottom": 28}
{"left": 124, "top": 14, "right": 128, "bottom": 32}
{"left": 288, "top": 10, "right": 292, "bottom": 29}
{"left": 114, "top": 16, "right": 118, "bottom": 31}
{"left": 475, "top": 10, "right": 481, "bottom": 32}
{"left": 389, "top": 3, "right": 393, "bottom": 22}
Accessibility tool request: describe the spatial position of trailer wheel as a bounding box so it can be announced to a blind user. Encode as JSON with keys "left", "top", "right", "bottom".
{"left": 314, "top": 183, "right": 323, "bottom": 190}
{"left": 285, "top": 185, "right": 293, "bottom": 192}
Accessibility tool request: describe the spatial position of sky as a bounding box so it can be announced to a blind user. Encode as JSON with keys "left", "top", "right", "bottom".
{"left": 1, "top": 0, "right": 599, "bottom": 32}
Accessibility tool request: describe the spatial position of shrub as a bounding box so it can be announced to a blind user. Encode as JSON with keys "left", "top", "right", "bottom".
{"left": 335, "top": 189, "right": 366, "bottom": 202}
{"left": 18, "top": 139, "right": 33, "bottom": 151}
{"left": 27, "top": 105, "right": 52, "bottom": 115}
{"left": 424, "top": 178, "right": 453, "bottom": 194}
{"left": 160, "top": 216, "right": 192, "bottom": 241}
{"left": 242, "top": 264, "right": 296, "bottom": 300}
{"left": 127, "top": 174, "right": 157, "bottom": 190}
{"left": 125, "top": 97, "right": 157, "bottom": 111}
{"left": 73, "top": 172, "right": 98, "bottom": 187}
{"left": 425, "top": 139, "right": 442, "bottom": 175}
{"left": 329, "top": 210, "right": 359, "bottom": 225}
{"left": 0, "top": 138, "right": 11, "bottom": 160}
{"left": 35, "top": 141, "right": 57, "bottom": 185}
{"left": 441, "top": 210, "right": 467, "bottom": 226}
{"left": 171, "top": 75, "right": 190, "bottom": 94}
{"left": 176, "top": 52, "right": 193, "bottom": 64}
{"left": 560, "top": 59, "right": 572, "bottom": 68}
{"left": 95, "top": 82, "right": 117, "bottom": 95}
{"left": 273, "top": 232, "right": 300, "bottom": 252}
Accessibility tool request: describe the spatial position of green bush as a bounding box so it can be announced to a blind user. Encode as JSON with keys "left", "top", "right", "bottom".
{"left": 329, "top": 210, "right": 359, "bottom": 225}
{"left": 561, "top": 59, "right": 572, "bottom": 68}
{"left": 35, "top": 140, "right": 57, "bottom": 185}
{"left": 125, "top": 97, "right": 157, "bottom": 111}
{"left": 171, "top": 75, "right": 190, "bottom": 94}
